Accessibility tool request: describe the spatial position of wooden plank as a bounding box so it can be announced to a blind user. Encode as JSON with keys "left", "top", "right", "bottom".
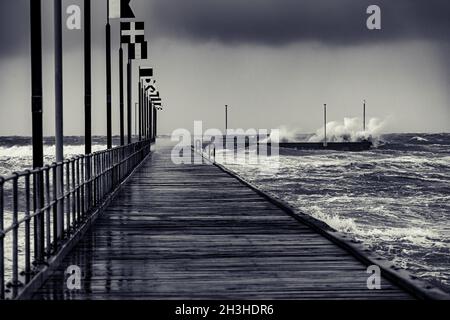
{"left": 32, "top": 142, "right": 414, "bottom": 300}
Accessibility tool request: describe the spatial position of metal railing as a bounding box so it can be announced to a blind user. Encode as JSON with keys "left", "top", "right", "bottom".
{"left": 0, "top": 140, "right": 151, "bottom": 299}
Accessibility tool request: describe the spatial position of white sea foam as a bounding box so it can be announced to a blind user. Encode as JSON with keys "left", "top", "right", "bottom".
{"left": 276, "top": 125, "right": 304, "bottom": 142}
{"left": 0, "top": 144, "right": 106, "bottom": 159}
{"left": 308, "top": 117, "right": 386, "bottom": 143}
{"left": 305, "top": 205, "right": 359, "bottom": 234}
{"left": 411, "top": 136, "right": 429, "bottom": 142}
{"left": 304, "top": 204, "right": 443, "bottom": 248}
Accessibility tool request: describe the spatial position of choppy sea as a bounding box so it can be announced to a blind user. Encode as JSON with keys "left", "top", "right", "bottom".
{"left": 215, "top": 133, "right": 450, "bottom": 293}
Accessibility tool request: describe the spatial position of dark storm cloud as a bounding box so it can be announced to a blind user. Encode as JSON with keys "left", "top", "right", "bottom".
{"left": 0, "top": 0, "right": 29, "bottom": 55}
{"left": 1, "top": 0, "right": 449, "bottom": 57}
{"left": 146, "top": 0, "right": 450, "bottom": 45}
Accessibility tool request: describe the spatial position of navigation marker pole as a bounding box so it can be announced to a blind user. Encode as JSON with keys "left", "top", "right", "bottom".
{"left": 225, "top": 105, "right": 228, "bottom": 133}
{"left": 363, "top": 100, "right": 366, "bottom": 132}
{"left": 324, "top": 104, "right": 328, "bottom": 147}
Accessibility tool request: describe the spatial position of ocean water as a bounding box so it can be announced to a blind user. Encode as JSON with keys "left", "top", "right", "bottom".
{"left": 0, "top": 136, "right": 118, "bottom": 178}
{"left": 216, "top": 133, "right": 450, "bottom": 293}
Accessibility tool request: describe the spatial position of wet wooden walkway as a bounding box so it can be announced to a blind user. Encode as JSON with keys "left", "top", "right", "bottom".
{"left": 32, "top": 141, "right": 414, "bottom": 300}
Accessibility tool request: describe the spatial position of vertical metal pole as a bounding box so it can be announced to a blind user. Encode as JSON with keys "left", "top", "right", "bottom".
{"left": 106, "top": 4, "right": 112, "bottom": 149}
{"left": 144, "top": 95, "right": 147, "bottom": 140}
{"left": 154, "top": 106, "right": 158, "bottom": 140}
{"left": 84, "top": 0, "right": 92, "bottom": 218}
{"left": 135, "top": 103, "right": 138, "bottom": 138}
{"left": 52, "top": 166, "right": 58, "bottom": 250}
{"left": 323, "top": 104, "right": 327, "bottom": 147}
{"left": 119, "top": 46, "right": 125, "bottom": 146}
{"left": 85, "top": 0, "right": 92, "bottom": 155}
{"left": 12, "top": 177, "right": 19, "bottom": 288}
{"left": 30, "top": 0, "right": 45, "bottom": 263}
{"left": 0, "top": 178, "right": 4, "bottom": 299}
{"left": 147, "top": 98, "right": 154, "bottom": 142}
{"left": 54, "top": 0, "right": 64, "bottom": 240}
{"left": 142, "top": 86, "right": 145, "bottom": 140}
{"left": 127, "top": 59, "right": 132, "bottom": 144}
{"left": 143, "top": 87, "right": 147, "bottom": 140}
{"left": 363, "top": 100, "right": 366, "bottom": 132}
{"left": 225, "top": 105, "right": 228, "bottom": 133}
{"left": 24, "top": 174, "right": 31, "bottom": 276}
{"left": 138, "top": 68, "right": 142, "bottom": 141}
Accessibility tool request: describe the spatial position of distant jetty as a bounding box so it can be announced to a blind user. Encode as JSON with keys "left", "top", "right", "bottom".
{"left": 278, "top": 101, "right": 373, "bottom": 151}
{"left": 279, "top": 140, "right": 373, "bottom": 151}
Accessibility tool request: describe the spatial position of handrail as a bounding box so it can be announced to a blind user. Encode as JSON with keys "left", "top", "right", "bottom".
{"left": 0, "top": 140, "right": 152, "bottom": 299}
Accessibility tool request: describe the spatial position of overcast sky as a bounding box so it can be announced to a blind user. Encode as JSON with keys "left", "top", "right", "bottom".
{"left": 0, "top": 0, "right": 449, "bottom": 136}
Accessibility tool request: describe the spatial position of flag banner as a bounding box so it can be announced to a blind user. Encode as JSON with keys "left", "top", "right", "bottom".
{"left": 140, "top": 68, "right": 154, "bottom": 91}
{"left": 149, "top": 91, "right": 160, "bottom": 100}
{"left": 139, "top": 68, "right": 153, "bottom": 78}
{"left": 143, "top": 79, "right": 156, "bottom": 93}
{"left": 109, "top": 0, "right": 135, "bottom": 19}
{"left": 128, "top": 41, "right": 148, "bottom": 60}
{"left": 149, "top": 90, "right": 162, "bottom": 106}
{"left": 121, "top": 22, "right": 145, "bottom": 44}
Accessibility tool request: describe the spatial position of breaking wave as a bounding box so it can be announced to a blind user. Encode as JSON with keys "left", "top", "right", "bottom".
{"left": 308, "top": 117, "right": 386, "bottom": 143}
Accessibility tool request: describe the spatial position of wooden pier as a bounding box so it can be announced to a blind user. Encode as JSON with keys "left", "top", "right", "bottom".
{"left": 30, "top": 140, "right": 445, "bottom": 300}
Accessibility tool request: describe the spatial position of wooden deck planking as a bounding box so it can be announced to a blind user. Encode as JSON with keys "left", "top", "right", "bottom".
{"left": 32, "top": 142, "right": 413, "bottom": 300}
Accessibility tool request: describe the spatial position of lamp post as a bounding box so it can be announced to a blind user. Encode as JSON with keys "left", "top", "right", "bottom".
{"left": 363, "top": 100, "right": 366, "bottom": 132}
{"left": 323, "top": 104, "right": 327, "bottom": 147}
{"left": 225, "top": 105, "right": 229, "bottom": 133}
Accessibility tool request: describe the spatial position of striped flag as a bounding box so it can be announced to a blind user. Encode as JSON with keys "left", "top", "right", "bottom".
{"left": 143, "top": 79, "right": 156, "bottom": 93}
{"left": 150, "top": 91, "right": 162, "bottom": 106}
{"left": 109, "top": 0, "right": 135, "bottom": 19}
{"left": 121, "top": 22, "right": 145, "bottom": 44}
{"left": 149, "top": 91, "right": 163, "bottom": 109}
{"left": 128, "top": 41, "right": 148, "bottom": 60}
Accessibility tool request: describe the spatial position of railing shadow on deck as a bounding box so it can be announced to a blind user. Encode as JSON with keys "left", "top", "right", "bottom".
{"left": 0, "top": 140, "right": 153, "bottom": 299}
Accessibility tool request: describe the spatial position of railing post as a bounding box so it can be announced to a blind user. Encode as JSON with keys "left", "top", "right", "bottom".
{"left": 76, "top": 158, "right": 81, "bottom": 222}
{"left": 71, "top": 161, "right": 76, "bottom": 226}
{"left": 86, "top": 155, "right": 91, "bottom": 213}
{"left": 65, "top": 161, "right": 71, "bottom": 233}
{"left": 34, "top": 171, "right": 45, "bottom": 264}
{"left": 12, "top": 174, "right": 20, "bottom": 289}
{"left": 81, "top": 157, "right": 85, "bottom": 218}
{"left": 45, "top": 167, "right": 51, "bottom": 255}
{"left": 0, "top": 177, "right": 4, "bottom": 299}
{"left": 58, "top": 162, "right": 64, "bottom": 239}
{"left": 52, "top": 165, "right": 58, "bottom": 252}
{"left": 24, "top": 172, "right": 31, "bottom": 278}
